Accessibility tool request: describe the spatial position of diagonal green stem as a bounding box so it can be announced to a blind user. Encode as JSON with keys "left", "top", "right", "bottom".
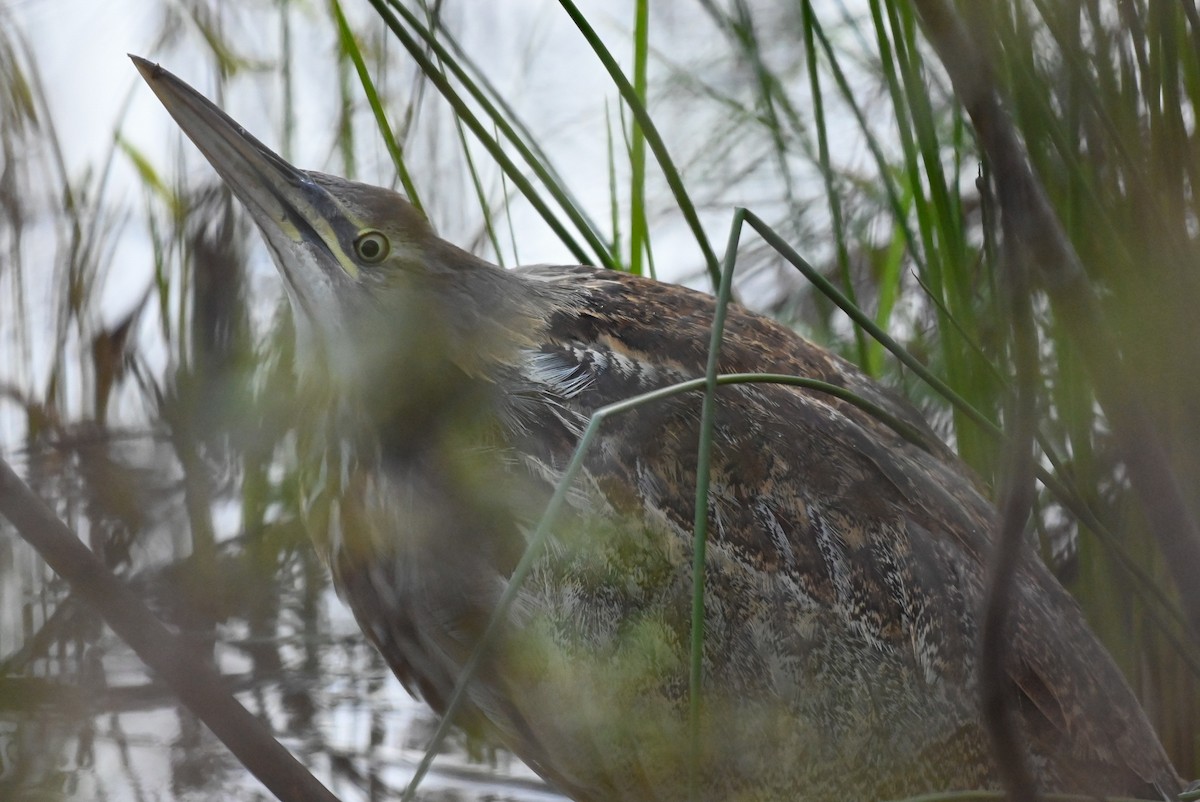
{"left": 687, "top": 208, "right": 743, "bottom": 797}
{"left": 331, "top": 0, "right": 425, "bottom": 212}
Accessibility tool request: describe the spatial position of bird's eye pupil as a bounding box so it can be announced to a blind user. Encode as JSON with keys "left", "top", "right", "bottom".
{"left": 354, "top": 231, "right": 389, "bottom": 263}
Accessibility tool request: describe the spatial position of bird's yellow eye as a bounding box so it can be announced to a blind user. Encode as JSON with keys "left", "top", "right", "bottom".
{"left": 353, "top": 230, "right": 390, "bottom": 264}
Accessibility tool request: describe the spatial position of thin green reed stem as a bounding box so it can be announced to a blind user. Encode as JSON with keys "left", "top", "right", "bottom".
{"left": 868, "top": 0, "right": 934, "bottom": 278}
{"left": 801, "top": 0, "right": 867, "bottom": 367}
{"left": 629, "top": 0, "right": 649, "bottom": 276}
{"left": 418, "top": 3, "right": 506, "bottom": 263}
{"left": 455, "top": 116, "right": 506, "bottom": 266}
{"left": 811, "top": 6, "right": 926, "bottom": 278}
{"left": 688, "top": 208, "right": 742, "bottom": 797}
{"left": 415, "top": 13, "right": 607, "bottom": 244}
{"left": 334, "top": 39, "right": 357, "bottom": 178}
{"left": 742, "top": 209, "right": 996, "bottom": 433}
{"left": 606, "top": 103, "right": 623, "bottom": 267}
{"left": 556, "top": 0, "right": 721, "bottom": 287}
{"left": 331, "top": 0, "right": 425, "bottom": 212}
{"left": 279, "top": 0, "right": 294, "bottom": 162}
{"left": 380, "top": 0, "right": 613, "bottom": 267}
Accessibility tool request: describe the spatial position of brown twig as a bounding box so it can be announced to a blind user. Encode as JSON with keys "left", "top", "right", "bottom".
{"left": 978, "top": 167, "right": 1042, "bottom": 802}
{"left": 0, "top": 455, "right": 341, "bottom": 802}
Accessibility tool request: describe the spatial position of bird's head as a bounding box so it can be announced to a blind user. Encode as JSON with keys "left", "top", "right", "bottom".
{"left": 132, "top": 56, "right": 553, "bottom": 418}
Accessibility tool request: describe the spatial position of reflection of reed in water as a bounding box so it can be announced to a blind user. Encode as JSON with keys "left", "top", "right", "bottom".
{"left": 0, "top": 488, "right": 554, "bottom": 801}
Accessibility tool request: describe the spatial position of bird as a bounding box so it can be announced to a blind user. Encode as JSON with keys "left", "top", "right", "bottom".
{"left": 133, "top": 56, "right": 1182, "bottom": 801}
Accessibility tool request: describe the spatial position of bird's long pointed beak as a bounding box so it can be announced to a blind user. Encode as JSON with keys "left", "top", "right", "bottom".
{"left": 131, "top": 56, "right": 307, "bottom": 209}
{"left": 131, "top": 55, "right": 360, "bottom": 317}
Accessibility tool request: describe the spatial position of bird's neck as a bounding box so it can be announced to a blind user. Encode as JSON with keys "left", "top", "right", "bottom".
{"left": 298, "top": 259, "right": 574, "bottom": 454}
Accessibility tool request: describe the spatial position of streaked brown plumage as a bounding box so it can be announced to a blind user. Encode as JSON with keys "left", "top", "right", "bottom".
{"left": 135, "top": 57, "right": 1182, "bottom": 801}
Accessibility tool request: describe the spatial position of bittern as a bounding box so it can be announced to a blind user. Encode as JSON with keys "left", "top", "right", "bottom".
{"left": 133, "top": 56, "right": 1182, "bottom": 801}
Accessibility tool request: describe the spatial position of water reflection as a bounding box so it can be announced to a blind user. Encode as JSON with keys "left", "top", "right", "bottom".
{"left": 0, "top": 459, "right": 563, "bottom": 802}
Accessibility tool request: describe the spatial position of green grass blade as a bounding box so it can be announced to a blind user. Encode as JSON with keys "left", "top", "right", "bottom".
{"left": 331, "top": 0, "right": 426, "bottom": 212}
{"left": 629, "top": 0, "right": 649, "bottom": 276}
{"left": 556, "top": 0, "right": 721, "bottom": 287}
{"left": 801, "top": 0, "right": 867, "bottom": 367}
{"left": 688, "top": 207, "right": 743, "bottom": 797}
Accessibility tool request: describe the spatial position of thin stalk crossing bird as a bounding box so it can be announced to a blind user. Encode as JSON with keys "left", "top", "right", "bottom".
{"left": 133, "top": 56, "right": 1182, "bottom": 801}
